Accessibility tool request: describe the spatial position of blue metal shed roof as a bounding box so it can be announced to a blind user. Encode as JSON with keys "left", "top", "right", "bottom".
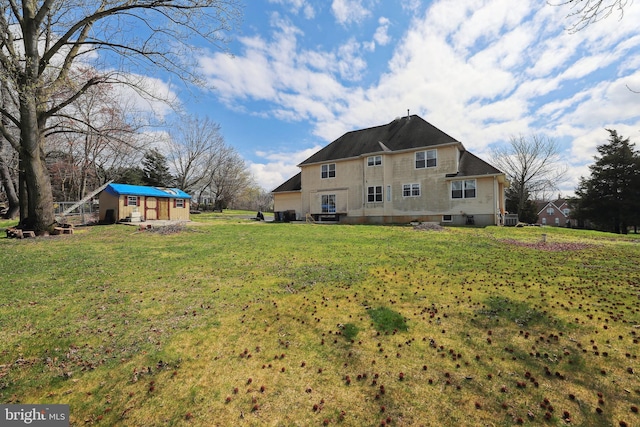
{"left": 104, "top": 183, "right": 192, "bottom": 199}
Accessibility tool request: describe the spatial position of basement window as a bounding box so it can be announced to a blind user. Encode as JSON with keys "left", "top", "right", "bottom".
{"left": 442, "top": 215, "right": 453, "bottom": 222}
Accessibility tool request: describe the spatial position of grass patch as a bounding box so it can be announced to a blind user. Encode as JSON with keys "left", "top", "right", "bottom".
{"left": 1, "top": 219, "right": 638, "bottom": 426}
{"left": 341, "top": 323, "right": 359, "bottom": 341}
{"left": 368, "top": 307, "right": 408, "bottom": 333}
{"left": 478, "top": 296, "right": 545, "bottom": 327}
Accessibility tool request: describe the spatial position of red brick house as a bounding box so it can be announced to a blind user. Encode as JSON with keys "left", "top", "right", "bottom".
{"left": 536, "top": 198, "right": 572, "bottom": 227}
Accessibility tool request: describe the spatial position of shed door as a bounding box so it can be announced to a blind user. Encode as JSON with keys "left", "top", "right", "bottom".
{"left": 157, "top": 199, "right": 170, "bottom": 220}
{"left": 145, "top": 197, "right": 158, "bottom": 220}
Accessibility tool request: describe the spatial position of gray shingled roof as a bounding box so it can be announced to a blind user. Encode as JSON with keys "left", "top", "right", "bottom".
{"left": 451, "top": 151, "right": 503, "bottom": 177}
{"left": 272, "top": 172, "right": 301, "bottom": 193}
{"left": 299, "top": 115, "right": 459, "bottom": 165}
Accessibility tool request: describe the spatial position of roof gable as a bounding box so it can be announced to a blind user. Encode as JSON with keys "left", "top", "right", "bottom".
{"left": 299, "top": 115, "right": 460, "bottom": 165}
{"left": 104, "top": 183, "right": 191, "bottom": 199}
{"left": 272, "top": 172, "right": 301, "bottom": 193}
{"left": 454, "top": 151, "right": 502, "bottom": 177}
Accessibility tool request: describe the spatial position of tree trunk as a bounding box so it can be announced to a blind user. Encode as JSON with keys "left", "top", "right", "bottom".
{"left": 0, "top": 153, "right": 19, "bottom": 219}
{"left": 16, "top": 8, "right": 57, "bottom": 234}
{"left": 18, "top": 95, "right": 56, "bottom": 233}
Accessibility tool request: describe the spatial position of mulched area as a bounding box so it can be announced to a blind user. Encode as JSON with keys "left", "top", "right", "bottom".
{"left": 500, "top": 239, "right": 594, "bottom": 252}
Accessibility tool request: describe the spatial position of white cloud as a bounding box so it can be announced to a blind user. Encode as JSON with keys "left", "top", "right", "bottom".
{"left": 332, "top": 0, "right": 373, "bottom": 25}
{"left": 268, "top": 0, "right": 315, "bottom": 19}
{"left": 249, "top": 146, "right": 322, "bottom": 191}
{"left": 199, "top": 0, "right": 640, "bottom": 194}
{"left": 373, "top": 17, "right": 391, "bottom": 46}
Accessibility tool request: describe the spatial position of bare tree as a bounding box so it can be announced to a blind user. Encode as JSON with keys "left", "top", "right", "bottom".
{"left": 0, "top": 68, "right": 19, "bottom": 219}
{"left": 0, "top": 1, "right": 241, "bottom": 233}
{"left": 491, "top": 135, "right": 567, "bottom": 221}
{"left": 195, "top": 145, "right": 251, "bottom": 210}
{"left": 45, "top": 69, "right": 146, "bottom": 200}
{"left": 549, "top": 0, "right": 631, "bottom": 32}
{"left": 165, "top": 116, "right": 226, "bottom": 194}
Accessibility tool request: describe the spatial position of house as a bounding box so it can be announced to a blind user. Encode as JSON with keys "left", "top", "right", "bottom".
{"left": 536, "top": 198, "right": 572, "bottom": 227}
{"left": 272, "top": 115, "right": 508, "bottom": 226}
{"left": 98, "top": 183, "right": 191, "bottom": 223}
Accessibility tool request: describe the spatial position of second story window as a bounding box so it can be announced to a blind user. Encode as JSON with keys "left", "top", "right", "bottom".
{"left": 416, "top": 149, "right": 437, "bottom": 169}
{"left": 321, "top": 163, "right": 336, "bottom": 179}
{"left": 367, "top": 155, "right": 382, "bottom": 166}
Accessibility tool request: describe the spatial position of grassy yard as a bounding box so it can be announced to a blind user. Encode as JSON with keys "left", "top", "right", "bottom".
{"left": 0, "top": 217, "right": 638, "bottom": 426}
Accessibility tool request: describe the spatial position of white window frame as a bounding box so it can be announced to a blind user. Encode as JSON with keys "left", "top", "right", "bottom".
{"left": 175, "top": 199, "right": 185, "bottom": 208}
{"left": 547, "top": 207, "right": 554, "bottom": 215}
{"left": 415, "top": 149, "right": 437, "bottom": 169}
{"left": 321, "top": 163, "right": 336, "bottom": 179}
{"left": 451, "top": 179, "right": 476, "bottom": 199}
{"left": 555, "top": 217, "right": 560, "bottom": 225}
{"left": 542, "top": 217, "right": 547, "bottom": 225}
{"left": 367, "top": 155, "right": 382, "bottom": 166}
{"left": 127, "top": 195, "right": 138, "bottom": 206}
{"left": 367, "top": 186, "right": 383, "bottom": 202}
{"left": 321, "top": 194, "right": 336, "bottom": 213}
{"left": 442, "top": 215, "right": 453, "bottom": 222}
{"left": 402, "top": 183, "right": 421, "bottom": 197}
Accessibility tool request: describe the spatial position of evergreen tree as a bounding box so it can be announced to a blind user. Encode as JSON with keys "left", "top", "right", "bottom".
{"left": 575, "top": 130, "right": 640, "bottom": 233}
{"left": 142, "top": 149, "right": 174, "bottom": 187}
{"left": 505, "top": 184, "right": 538, "bottom": 223}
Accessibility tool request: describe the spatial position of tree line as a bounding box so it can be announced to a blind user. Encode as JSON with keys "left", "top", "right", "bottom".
{"left": 0, "top": 1, "right": 276, "bottom": 229}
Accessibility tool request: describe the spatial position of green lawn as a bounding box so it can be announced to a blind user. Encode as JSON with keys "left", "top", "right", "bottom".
{"left": 0, "top": 217, "right": 638, "bottom": 426}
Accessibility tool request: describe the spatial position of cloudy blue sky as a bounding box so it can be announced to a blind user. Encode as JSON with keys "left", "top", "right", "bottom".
{"left": 175, "top": 0, "right": 640, "bottom": 194}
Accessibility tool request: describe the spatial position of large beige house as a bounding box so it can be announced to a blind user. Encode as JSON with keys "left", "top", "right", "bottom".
{"left": 272, "top": 115, "right": 509, "bottom": 226}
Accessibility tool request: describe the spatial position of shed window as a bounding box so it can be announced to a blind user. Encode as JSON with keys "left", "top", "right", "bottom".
{"left": 125, "top": 196, "right": 139, "bottom": 206}
{"left": 175, "top": 199, "right": 185, "bottom": 208}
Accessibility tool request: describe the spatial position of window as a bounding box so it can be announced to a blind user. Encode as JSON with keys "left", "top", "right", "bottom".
{"left": 452, "top": 180, "right": 476, "bottom": 199}
{"left": 367, "top": 155, "right": 382, "bottom": 166}
{"left": 555, "top": 217, "right": 560, "bottom": 225}
{"left": 542, "top": 218, "right": 547, "bottom": 225}
{"left": 125, "top": 195, "right": 138, "bottom": 206}
{"left": 321, "top": 194, "right": 336, "bottom": 213}
{"left": 547, "top": 207, "right": 554, "bottom": 215}
{"left": 175, "top": 199, "right": 185, "bottom": 208}
{"left": 367, "top": 186, "right": 383, "bottom": 202}
{"left": 442, "top": 215, "right": 453, "bottom": 222}
{"left": 464, "top": 180, "right": 476, "bottom": 198}
{"left": 403, "top": 183, "right": 421, "bottom": 197}
{"left": 321, "top": 163, "right": 335, "bottom": 179}
{"left": 416, "top": 149, "right": 437, "bottom": 168}
{"left": 563, "top": 208, "right": 570, "bottom": 216}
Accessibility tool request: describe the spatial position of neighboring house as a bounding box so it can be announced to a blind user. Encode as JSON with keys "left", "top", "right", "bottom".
{"left": 98, "top": 183, "right": 191, "bottom": 223}
{"left": 272, "top": 115, "right": 509, "bottom": 226}
{"left": 536, "top": 198, "right": 572, "bottom": 227}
